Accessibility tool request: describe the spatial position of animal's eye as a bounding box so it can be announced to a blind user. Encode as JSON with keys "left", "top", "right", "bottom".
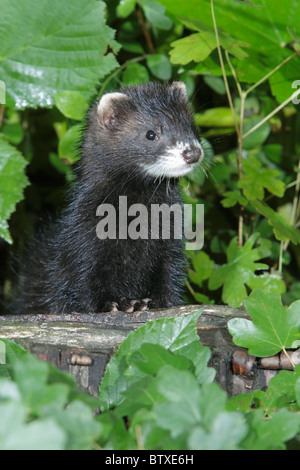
{"left": 146, "top": 130, "right": 157, "bottom": 141}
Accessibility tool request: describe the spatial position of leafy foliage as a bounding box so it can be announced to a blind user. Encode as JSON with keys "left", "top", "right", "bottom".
{"left": 228, "top": 289, "right": 300, "bottom": 357}
{"left": 1, "top": 308, "right": 299, "bottom": 450}
{"left": 1, "top": 0, "right": 300, "bottom": 310}
{"left": 0, "top": 0, "right": 120, "bottom": 109}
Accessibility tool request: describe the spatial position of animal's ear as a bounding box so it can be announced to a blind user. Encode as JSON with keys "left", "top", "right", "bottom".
{"left": 97, "top": 92, "right": 131, "bottom": 130}
{"left": 170, "top": 81, "right": 188, "bottom": 101}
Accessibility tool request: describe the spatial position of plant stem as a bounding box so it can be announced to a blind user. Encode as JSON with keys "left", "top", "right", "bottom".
{"left": 136, "top": 3, "right": 156, "bottom": 55}
{"left": 282, "top": 346, "right": 295, "bottom": 369}
{"left": 242, "top": 88, "right": 300, "bottom": 140}
{"left": 225, "top": 50, "right": 246, "bottom": 245}
{"left": 0, "top": 105, "right": 5, "bottom": 129}
{"left": 278, "top": 240, "right": 284, "bottom": 273}
{"left": 185, "top": 279, "right": 197, "bottom": 300}
{"left": 245, "top": 52, "right": 297, "bottom": 96}
{"left": 210, "top": 0, "right": 239, "bottom": 138}
{"left": 98, "top": 55, "right": 148, "bottom": 97}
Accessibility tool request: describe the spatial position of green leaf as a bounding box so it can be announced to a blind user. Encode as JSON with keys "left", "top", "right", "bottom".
{"left": 170, "top": 32, "right": 216, "bottom": 65}
{"left": 252, "top": 199, "right": 300, "bottom": 245}
{"left": 58, "top": 124, "right": 82, "bottom": 163}
{"left": 238, "top": 156, "right": 285, "bottom": 200}
{"left": 188, "top": 412, "right": 248, "bottom": 450}
{"left": 189, "top": 251, "right": 214, "bottom": 287}
{"left": 98, "top": 311, "right": 202, "bottom": 411}
{"left": 0, "top": 136, "right": 29, "bottom": 243}
{"left": 243, "top": 408, "right": 300, "bottom": 450}
{"left": 55, "top": 91, "right": 89, "bottom": 121}
{"left": 151, "top": 366, "right": 203, "bottom": 437}
{"left": 228, "top": 289, "right": 300, "bottom": 357}
{"left": 253, "top": 370, "right": 299, "bottom": 413}
{"left": 1, "top": 123, "right": 24, "bottom": 145}
{"left": 116, "top": 0, "right": 137, "bottom": 18}
{"left": 142, "top": 0, "right": 173, "bottom": 31}
{"left": 247, "top": 272, "right": 286, "bottom": 296}
{"left": 242, "top": 119, "right": 271, "bottom": 150}
{"left": 194, "top": 108, "right": 238, "bottom": 128}
{"left": 42, "top": 400, "right": 102, "bottom": 450}
{"left": 146, "top": 54, "right": 172, "bottom": 80}
{"left": 126, "top": 343, "right": 194, "bottom": 378}
{"left": 208, "top": 234, "right": 269, "bottom": 307}
{"left": 221, "top": 190, "right": 248, "bottom": 208}
{"left": 0, "top": 402, "right": 66, "bottom": 450}
{"left": 0, "top": 0, "right": 120, "bottom": 109}
{"left": 122, "top": 63, "right": 150, "bottom": 86}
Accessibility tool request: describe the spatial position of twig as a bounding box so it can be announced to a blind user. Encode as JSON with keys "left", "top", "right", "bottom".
{"left": 282, "top": 346, "right": 295, "bottom": 369}
{"left": 210, "top": 0, "right": 239, "bottom": 137}
{"left": 98, "top": 55, "right": 148, "bottom": 97}
{"left": 0, "top": 105, "right": 5, "bottom": 130}
{"left": 245, "top": 53, "right": 297, "bottom": 96}
{"left": 136, "top": 3, "right": 156, "bottom": 55}
{"left": 242, "top": 89, "right": 300, "bottom": 140}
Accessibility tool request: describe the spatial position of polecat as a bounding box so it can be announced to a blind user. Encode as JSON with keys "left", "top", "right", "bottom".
{"left": 12, "top": 81, "right": 203, "bottom": 314}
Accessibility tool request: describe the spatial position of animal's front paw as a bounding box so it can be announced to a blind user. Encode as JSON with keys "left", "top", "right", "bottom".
{"left": 102, "top": 301, "right": 119, "bottom": 313}
{"left": 119, "top": 297, "right": 152, "bottom": 313}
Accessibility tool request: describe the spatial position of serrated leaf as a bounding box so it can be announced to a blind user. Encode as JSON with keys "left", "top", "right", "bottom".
{"left": 243, "top": 408, "right": 300, "bottom": 450}
{"left": 228, "top": 290, "right": 300, "bottom": 357}
{"left": 170, "top": 32, "right": 216, "bottom": 65}
{"left": 247, "top": 272, "right": 286, "bottom": 296}
{"left": 221, "top": 190, "right": 248, "bottom": 208}
{"left": 239, "top": 156, "right": 285, "bottom": 200}
{"left": 0, "top": 136, "right": 29, "bottom": 244}
{"left": 253, "top": 370, "right": 298, "bottom": 413}
{"left": 98, "top": 311, "right": 202, "bottom": 412}
{"left": 0, "top": 403, "right": 66, "bottom": 450}
{"left": 188, "top": 412, "right": 248, "bottom": 450}
{"left": 0, "top": 0, "right": 120, "bottom": 109}
{"left": 208, "top": 234, "right": 268, "bottom": 307}
{"left": 126, "top": 343, "right": 194, "bottom": 378}
{"left": 189, "top": 251, "right": 214, "bottom": 287}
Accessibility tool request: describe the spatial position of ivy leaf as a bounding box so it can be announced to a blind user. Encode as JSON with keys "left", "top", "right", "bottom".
{"left": 0, "top": 0, "right": 120, "bottom": 109}
{"left": 239, "top": 156, "right": 285, "bottom": 200}
{"left": 228, "top": 289, "right": 300, "bottom": 357}
{"left": 208, "top": 234, "right": 269, "bottom": 307}
{"left": 0, "top": 136, "right": 29, "bottom": 244}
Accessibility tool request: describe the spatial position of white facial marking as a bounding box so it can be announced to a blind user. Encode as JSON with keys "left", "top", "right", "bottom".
{"left": 142, "top": 140, "right": 204, "bottom": 179}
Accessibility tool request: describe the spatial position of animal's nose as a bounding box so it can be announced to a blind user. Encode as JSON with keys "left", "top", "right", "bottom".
{"left": 182, "top": 144, "right": 203, "bottom": 164}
